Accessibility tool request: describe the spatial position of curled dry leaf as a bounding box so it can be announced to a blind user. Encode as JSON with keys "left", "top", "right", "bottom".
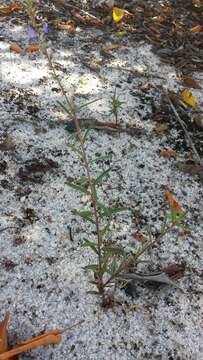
{"left": 10, "top": 43, "right": 23, "bottom": 54}
{"left": 160, "top": 150, "right": 177, "bottom": 158}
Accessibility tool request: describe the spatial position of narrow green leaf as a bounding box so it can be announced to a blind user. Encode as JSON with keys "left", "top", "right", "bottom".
{"left": 82, "top": 125, "right": 93, "bottom": 144}
{"left": 93, "top": 167, "right": 112, "bottom": 185}
{"left": 104, "top": 246, "right": 125, "bottom": 255}
{"left": 65, "top": 181, "right": 88, "bottom": 194}
{"left": 72, "top": 210, "right": 95, "bottom": 224}
{"left": 90, "top": 154, "right": 112, "bottom": 164}
{"left": 81, "top": 240, "right": 98, "bottom": 254}
{"left": 99, "top": 223, "right": 110, "bottom": 239}
{"left": 91, "top": 184, "right": 98, "bottom": 201}
{"left": 77, "top": 98, "right": 101, "bottom": 110}
{"left": 83, "top": 264, "right": 98, "bottom": 271}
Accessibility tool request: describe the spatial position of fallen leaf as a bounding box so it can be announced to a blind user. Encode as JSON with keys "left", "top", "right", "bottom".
{"left": 112, "top": 7, "right": 125, "bottom": 23}
{"left": 57, "top": 20, "right": 77, "bottom": 33}
{"left": 9, "top": 43, "right": 23, "bottom": 54}
{"left": 0, "top": 136, "right": 16, "bottom": 151}
{"left": 119, "top": 271, "right": 183, "bottom": 290}
{"left": 182, "top": 77, "right": 201, "bottom": 89}
{"left": 0, "top": 313, "right": 9, "bottom": 357}
{"left": 0, "top": 331, "right": 61, "bottom": 360}
{"left": 154, "top": 124, "right": 169, "bottom": 133}
{"left": 181, "top": 89, "right": 196, "bottom": 108}
{"left": 175, "top": 161, "right": 203, "bottom": 183}
{"left": 190, "top": 24, "right": 202, "bottom": 33}
{"left": 148, "top": 26, "right": 160, "bottom": 34}
{"left": 163, "top": 191, "right": 182, "bottom": 214}
{"left": 0, "top": 4, "right": 21, "bottom": 15}
{"left": 160, "top": 150, "right": 177, "bottom": 158}
{"left": 25, "top": 44, "right": 39, "bottom": 53}
{"left": 72, "top": 11, "right": 103, "bottom": 27}
{"left": 131, "top": 233, "right": 146, "bottom": 242}
{"left": 138, "top": 81, "right": 152, "bottom": 92}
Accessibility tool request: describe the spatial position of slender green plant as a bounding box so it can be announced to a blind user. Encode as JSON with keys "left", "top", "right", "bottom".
{"left": 109, "top": 87, "right": 124, "bottom": 124}
{"left": 24, "top": 1, "right": 188, "bottom": 304}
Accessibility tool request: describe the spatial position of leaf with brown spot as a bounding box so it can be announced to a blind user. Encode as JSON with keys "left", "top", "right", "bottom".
{"left": 10, "top": 43, "right": 23, "bottom": 54}
{"left": 160, "top": 150, "right": 177, "bottom": 158}
{"left": 0, "top": 137, "right": 16, "bottom": 152}
{"left": 182, "top": 77, "right": 201, "bottom": 89}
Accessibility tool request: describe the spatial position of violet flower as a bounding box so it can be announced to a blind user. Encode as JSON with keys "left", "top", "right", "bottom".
{"left": 42, "top": 23, "right": 48, "bottom": 33}
{"left": 28, "top": 28, "right": 36, "bottom": 40}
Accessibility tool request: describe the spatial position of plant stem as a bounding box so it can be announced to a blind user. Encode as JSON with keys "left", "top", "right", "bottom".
{"left": 43, "top": 47, "right": 104, "bottom": 294}
{"left": 103, "top": 224, "right": 174, "bottom": 288}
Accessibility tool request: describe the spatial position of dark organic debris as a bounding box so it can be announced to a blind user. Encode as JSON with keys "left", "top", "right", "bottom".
{"left": 175, "top": 161, "right": 203, "bottom": 183}
{"left": 1, "top": 258, "right": 18, "bottom": 271}
{"left": 17, "top": 158, "right": 59, "bottom": 183}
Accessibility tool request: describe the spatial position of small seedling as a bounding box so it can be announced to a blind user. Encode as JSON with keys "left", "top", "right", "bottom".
{"left": 109, "top": 87, "right": 124, "bottom": 124}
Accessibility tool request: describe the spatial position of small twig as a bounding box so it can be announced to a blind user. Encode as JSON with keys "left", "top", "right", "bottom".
{"left": 59, "top": 320, "right": 84, "bottom": 334}
{"left": 68, "top": 226, "right": 74, "bottom": 242}
{"left": 109, "top": 65, "right": 165, "bottom": 80}
{"left": 0, "top": 226, "right": 19, "bottom": 234}
{"left": 166, "top": 91, "right": 203, "bottom": 166}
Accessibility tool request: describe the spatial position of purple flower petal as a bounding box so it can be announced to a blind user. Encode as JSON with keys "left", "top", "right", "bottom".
{"left": 28, "top": 28, "right": 36, "bottom": 40}
{"left": 42, "top": 23, "right": 48, "bottom": 33}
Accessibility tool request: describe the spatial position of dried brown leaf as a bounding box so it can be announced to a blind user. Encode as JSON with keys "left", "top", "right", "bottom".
{"left": 154, "top": 124, "right": 169, "bottom": 133}
{"left": 0, "top": 4, "right": 21, "bottom": 15}
{"left": 0, "top": 314, "right": 10, "bottom": 358}
{"left": 10, "top": 43, "right": 23, "bottom": 54}
{"left": 25, "top": 44, "right": 39, "bottom": 53}
{"left": 0, "top": 331, "right": 61, "bottom": 360}
{"left": 160, "top": 150, "right": 177, "bottom": 158}
{"left": 57, "top": 21, "right": 77, "bottom": 33}
{"left": 182, "top": 77, "right": 201, "bottom": 89}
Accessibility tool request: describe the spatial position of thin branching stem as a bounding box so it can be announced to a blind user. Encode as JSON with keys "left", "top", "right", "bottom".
{"left": 43, "top": 48, "right": 104, "bottom": 293}
{"left": 103, "top": 223, "right": 174, "bottom": 288}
